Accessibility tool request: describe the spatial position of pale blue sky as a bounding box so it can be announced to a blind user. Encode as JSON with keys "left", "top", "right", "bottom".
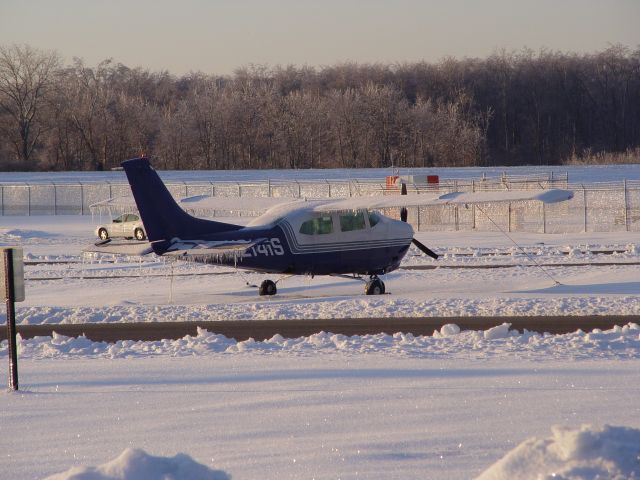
{"left": 1, "top": 0, "right": 639, "bottom": 75}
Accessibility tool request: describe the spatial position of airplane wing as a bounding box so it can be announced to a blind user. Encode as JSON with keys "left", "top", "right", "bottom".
{"left": 92, "top": 195, "right": 300, "bottom": 215}
{"left": 312, "top": 189, "right": 574, "bottom": 212}
{"left": 179, "top": 195, "right": 299, "bottom": 213}
{"left": 83, "top": 240, "right": 154, "bottom": 256}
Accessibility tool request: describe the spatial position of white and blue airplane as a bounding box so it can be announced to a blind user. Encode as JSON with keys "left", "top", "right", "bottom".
{"left": 117, "top": 157, "right": 573, "bottom": 296}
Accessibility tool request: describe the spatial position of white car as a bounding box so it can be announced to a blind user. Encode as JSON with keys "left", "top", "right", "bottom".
{"left": 96, "top": 213, "right": 146, "bottom": 241}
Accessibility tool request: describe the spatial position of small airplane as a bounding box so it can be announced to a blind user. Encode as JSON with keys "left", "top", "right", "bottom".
{"left": 104, "top": 157, "right": 573, "bottom": 296}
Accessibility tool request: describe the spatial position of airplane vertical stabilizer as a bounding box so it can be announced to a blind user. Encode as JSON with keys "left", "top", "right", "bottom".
{"left": 121, "top": 158, "right": 242, "bottom": 254}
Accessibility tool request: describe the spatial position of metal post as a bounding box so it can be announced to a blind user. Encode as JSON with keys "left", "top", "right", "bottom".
{"left": 4, "top": 249, "right": 18, "bottom": 391}
{"left": 54, "top": 184, "right": 57, "bottom": 215}
{"left": 583, "top": 186, "right": 587, "bottom": 233}
{"left": 508, "top": 203, "right": 512, "bottom": 233}
{"left": 28, "top": 185, "right": 31, "bottom": 216}
{"left": 455, "top": 205, "right": 459, "bottom": 231}
{"left": 542, "top": 202, "right": 546, "bottom": 234}
{"left": 472, "top": 204, "right": 476, "bottom": 229}
{"left": 80, "top": 183, "right": 84, "bottom": 215}
{"left": 624, "top": 179, "right": 629, "bottom": 232}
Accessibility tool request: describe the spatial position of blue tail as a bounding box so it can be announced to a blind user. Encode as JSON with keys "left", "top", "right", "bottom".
{"left": 121, "top": 158, "right": 242, "bottom": 254}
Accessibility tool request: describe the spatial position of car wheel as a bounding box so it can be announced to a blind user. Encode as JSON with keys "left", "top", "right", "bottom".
{"left": 134, "top": 228, "right": 146, "bottom": 240}
{"left": 98, "top": 228, "right": 109, "bottom": 240}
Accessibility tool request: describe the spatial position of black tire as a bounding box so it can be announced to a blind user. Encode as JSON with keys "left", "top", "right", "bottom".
{"left": 134, "top": 228, "right": 146, "bottom": 240}
{"left": 259, "top": 280, "right": 277, "bottom": 296}
{"left": 98, "top": 228, "right": 109, "bottom": 240}
{"left": 365, "top": 279, "right": 384, "bottom": 295}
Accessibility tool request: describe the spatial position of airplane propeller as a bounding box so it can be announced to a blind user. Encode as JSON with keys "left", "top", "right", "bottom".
{"left": 399, "top": 181, "right": 439, "bottom": 260}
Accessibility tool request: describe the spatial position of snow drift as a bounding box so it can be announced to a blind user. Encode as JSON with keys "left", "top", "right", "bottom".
{"left": 477, "top": 424, "right": 640, "bottom": 480}
{"left": 44, "top": 448, "right": 229, "bottom": 480}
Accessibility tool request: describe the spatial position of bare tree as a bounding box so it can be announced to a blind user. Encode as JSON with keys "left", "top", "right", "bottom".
{"left": 0, "top": 44, "right": 60, "bottom": 167}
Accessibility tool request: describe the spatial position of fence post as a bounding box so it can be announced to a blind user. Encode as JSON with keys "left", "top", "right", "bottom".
{"left": 80, "top": 183, "right": 84, "bottom": 215}
{"left": 455, "top": 205, "right": 459, "bottom": 231}
{"left": 542, "top": 202, "right": 546, "bottom": 234}
{"left": 54, "top": 184, "right": 57, "bottom": 215}
{"left": 28, "top": 185, "right": 31, "bottom": 216}
{"left": 508, "top": 203, "right": 512, "bottom": 233}
{"left": 624, "top": 179, "right": 629, "bottom": 232}
{"left": 583, "top": 186, "right": 587, "bottom": 233}
{"left": 472, "top": 205, "right": 476, "bottom": 229}
{"left": 417, "top": 207, "right": 421, "bottom": 231}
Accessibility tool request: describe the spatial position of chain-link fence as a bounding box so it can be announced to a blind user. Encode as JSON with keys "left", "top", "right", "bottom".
{"left": 2, "top": 175, "right": 639, "bottom": 234}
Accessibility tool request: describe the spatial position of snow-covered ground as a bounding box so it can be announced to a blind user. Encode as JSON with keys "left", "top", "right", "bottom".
{"left": 3, "top": 162, "right": 640, "bottom": 184}
{"left": 1, "top": 185, "right": 640, "bottom": 478}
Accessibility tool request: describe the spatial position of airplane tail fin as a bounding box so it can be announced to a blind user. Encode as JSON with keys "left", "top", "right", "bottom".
{"left": 121, "top": 158, "right": 242, "bottom": 255}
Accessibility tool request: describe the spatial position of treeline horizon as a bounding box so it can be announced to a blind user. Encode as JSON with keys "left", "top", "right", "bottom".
{"left": 1, "top": 43, "right": 639, "bottom": 172}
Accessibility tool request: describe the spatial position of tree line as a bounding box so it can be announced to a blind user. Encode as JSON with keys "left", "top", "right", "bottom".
{"left": 1, "top": 44, "right": 639, "bottom": 171}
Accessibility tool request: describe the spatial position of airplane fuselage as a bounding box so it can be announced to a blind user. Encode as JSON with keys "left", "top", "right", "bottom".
{"left": 174, "top": 214, "right": 413, "bottom": 276}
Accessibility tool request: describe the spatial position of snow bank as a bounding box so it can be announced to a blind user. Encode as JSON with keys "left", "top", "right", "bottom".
{"left": 10, "top": 293, "right": 640, "bottom": 326}
{"left": 477, "top": 424, "right": 640, "bottom": 480}
{"left": 4, "top": 323, "right": 640, "bottom": 360}
{"left": 45, "top": 448, "right": 229, "bottom": 480}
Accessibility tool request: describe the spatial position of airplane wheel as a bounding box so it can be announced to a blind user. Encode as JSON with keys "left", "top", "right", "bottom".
{"left": 134, "top": 228, "right": 146, "bottom": 240}
{"left": 259, "top": 279, "right": 277, "bottom": 296}
{"left": 365, "top": 278, "right": 385, "bottom": 295}
{"left": 98, "top": 228, "right": 109, "bottom": 240}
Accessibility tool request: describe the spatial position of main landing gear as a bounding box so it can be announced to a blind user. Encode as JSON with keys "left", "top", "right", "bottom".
{"left": 259, "top": 279, "right": 277, "bottom": 296}
{"left": 257, "top": 275, "right": 386, "bottom": 296}
{"left": 364, "top": 275, "right": 385, "bottom": 295}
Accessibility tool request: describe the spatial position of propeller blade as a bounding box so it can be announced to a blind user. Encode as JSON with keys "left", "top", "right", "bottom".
{"left": 401, "top": 182, "right": 407, "bottom": 195}
{"left": 400, "top": 207, "right": 408, "bottom": 222}
{"left": 412, "top": 238, "right": 439, "bottom": 259}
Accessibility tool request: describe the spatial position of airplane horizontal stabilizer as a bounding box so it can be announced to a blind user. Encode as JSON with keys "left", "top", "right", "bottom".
{"left": 83, "top": 240, "right": 154, "bottom": 256}
{"left": 164, "top": 238, "right": 265, "bottom": 258}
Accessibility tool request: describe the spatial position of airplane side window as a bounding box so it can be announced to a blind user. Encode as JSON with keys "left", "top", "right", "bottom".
{"left": 299, "top": 216, "right": 333, "bottom": 235}
{"left": 368, "top": 211, "right": 381, "bottom": 227}
{"left": 317, "top": 216, "right": 333, "bottom": 234}
{"left": 340, "top": 211, "right": 366, "bottom": 232}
